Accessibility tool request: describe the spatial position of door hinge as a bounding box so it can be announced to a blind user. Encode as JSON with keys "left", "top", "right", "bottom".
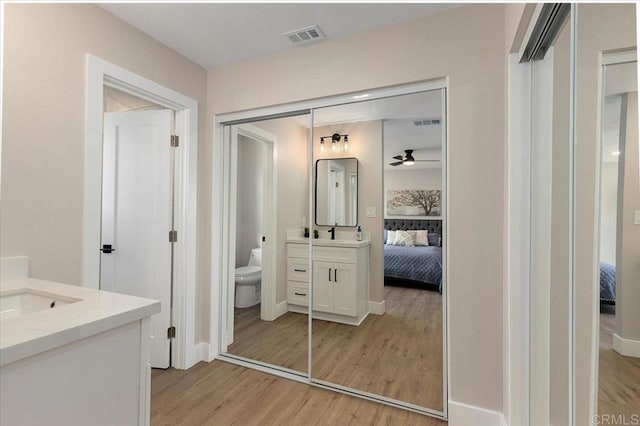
{"left": 169, "top": 230, "right": 178, "bottom": 242}
{"left": 170, "top": 135, "right": 179, "bottom": 147}
{"left": 167, "top": 326, "right": 176, "bottom": 339}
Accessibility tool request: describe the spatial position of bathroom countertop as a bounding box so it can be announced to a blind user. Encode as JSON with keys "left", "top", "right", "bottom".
{"left": 286, "top": 237, "right": 371, "bottom": 248}
{"left": 0, "top": 277, "right": 160, "bottom": 367}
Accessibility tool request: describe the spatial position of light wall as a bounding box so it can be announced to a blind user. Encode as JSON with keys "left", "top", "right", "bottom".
{"left": 616, "top": 91, "right": 640, "bottom": 344}
{"left": 207, "top": 4, "right": 506, "bottom": 411}
{"left": 574, "top": 5, "right": 637, "bottom": 425}
{"left": 546, "top": 17, "right": 573, "bottom": 426}
{"left": 0, "top": 4, "right": 207, "bottom": 338}
{"left": 600, "top": 162, "right": 619, "bottom": 265}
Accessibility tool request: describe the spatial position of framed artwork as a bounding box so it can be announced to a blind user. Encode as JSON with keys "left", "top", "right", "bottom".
{"left": 386, "top": 189, "right": 441, "bottom": 216}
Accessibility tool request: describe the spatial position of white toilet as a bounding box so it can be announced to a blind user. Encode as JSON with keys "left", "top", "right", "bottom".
{"left": 234, "top": 248, "right": 262, "bottom": 308}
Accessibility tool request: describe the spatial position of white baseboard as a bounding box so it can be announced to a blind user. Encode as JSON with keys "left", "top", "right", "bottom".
{"left": 368, "top": 300, "right": 386, "bottom": 315}
{"left": 613, "top": 333, "right": 640, "bottom": 358}
{"left": 449, "top": 401, "right": 506, "bottom": 426}
{"left": 1, "top": 256, "right": 29, "bottom": 281}
{"left": 194, "top": 342, "right": 215, "bottom": 364}
{"left": 274, "top": 301, "right": 288, "bottom": 319}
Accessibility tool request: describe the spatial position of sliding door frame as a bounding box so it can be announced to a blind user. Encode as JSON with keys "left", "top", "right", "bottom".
{"left": 210, "top": 79, "right": 449, "bottom": 420}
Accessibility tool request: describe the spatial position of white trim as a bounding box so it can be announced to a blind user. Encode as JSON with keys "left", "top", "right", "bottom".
{"left": 441, "top": 84, "right": 450, "bottom": 420}
{"left": 368, "top": 300, "right": 386, "bottom": 315}
{"left": 448, "top": 401, "right": 506, "bottom": 426}
{"left": 216, "top": 79, "right": 446, "bottom": 125}
{"left": 530, "top": 48, "right": 554, "bottom": 424}
{"left": 0, "top": 256, "right": 29, "bottom": 281}
{"left": 83, "top": 55, "right": 198, "bottom": 370}
{"left": 195, "top": 342, "right": 213, "bottom": 363}
{"left": 613, "top": 334, "right": 640, "bottom": 358}
{"left": 312, "top": 378, "right": 446, "bottom": 419}
{"left": 274, "top": 301, "right": 288, "bottom": 318}
{"left": 506, "top": 53, "right": 532, "bottom": 426}
{"left": 602, "top": 50, "right": 637, "bottom": 66}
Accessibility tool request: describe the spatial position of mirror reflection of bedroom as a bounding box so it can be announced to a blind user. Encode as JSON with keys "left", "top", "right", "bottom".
{"left": 597, "top": 58, "right": 640, "bottom": 418}
{"left": 310, "top": 89, "right": 446, "bottom": 413}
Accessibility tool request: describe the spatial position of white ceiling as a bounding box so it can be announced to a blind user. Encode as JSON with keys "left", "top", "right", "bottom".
{"left": 99, "top": 3, "right": 460, "bottom": 68}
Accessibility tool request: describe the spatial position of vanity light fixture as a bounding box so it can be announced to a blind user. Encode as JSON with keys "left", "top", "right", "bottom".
{"left": 320, "top": 133, "right": 349, "bottom": 153}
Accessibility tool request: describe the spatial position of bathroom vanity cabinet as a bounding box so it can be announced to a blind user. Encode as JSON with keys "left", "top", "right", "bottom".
{"left": 286, "top": 237, "right": 370, "bottom": 325}
{"left": 0, "top": 276, "right": 160, "bottom": 426}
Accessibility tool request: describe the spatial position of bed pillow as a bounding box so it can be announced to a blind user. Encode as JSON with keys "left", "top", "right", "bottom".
{"left": 393, "top": 230, "right": 416, "bottom": 247}
{"left": 385, "top": 230, "right": 397, "bottom": 245}
{"left": 415, "top": 230, "right": 429, "bottom": 246}
{"left": 383, "top": 229, "right": 388, "bottom": 243}
{"left": 428, "top": 233, "right": 441, "bottom": 247}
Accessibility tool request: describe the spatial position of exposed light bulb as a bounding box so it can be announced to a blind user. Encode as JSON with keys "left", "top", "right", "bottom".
{"left": 331, "top": 141, "right": 337, "bottom": 152}
{"left": 343, "top": 135, "right": 349, "bottom": 152}
{"left": 404, "top": 160, "right": 415, "bottom": 166}
{"left": 320, "top": 137, "right": 325, "bottom": 152}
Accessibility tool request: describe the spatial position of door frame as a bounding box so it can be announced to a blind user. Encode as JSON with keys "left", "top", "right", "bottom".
{"left": 222, "top": 124, "right": 278, "bottom": 349}
{"left": 210, "top": 79, "right": 449, "bottom": 420}
{"left": 83, "top": 54, "right": 198, "bottom": 370}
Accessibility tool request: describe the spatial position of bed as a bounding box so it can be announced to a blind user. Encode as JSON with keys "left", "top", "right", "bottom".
{"left": 600, "top": 261, "right": 616, "bottom": 305}
{"left": 383, "top": 219, "right": 443, "bottom": 292}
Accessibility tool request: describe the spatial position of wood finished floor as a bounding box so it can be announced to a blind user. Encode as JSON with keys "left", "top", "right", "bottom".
{"left": 598, "top": 306, "right": 640, "bottom": 417}
{"left": 227, "top": 285, "right": 443, "bottom": 411}
{"left": 151, "top": 361, "right": 446, "bottom": 425}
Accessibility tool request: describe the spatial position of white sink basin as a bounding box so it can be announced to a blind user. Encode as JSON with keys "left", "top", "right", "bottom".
{"left": 0, "top": 289, "right": 80, "bottom": 320}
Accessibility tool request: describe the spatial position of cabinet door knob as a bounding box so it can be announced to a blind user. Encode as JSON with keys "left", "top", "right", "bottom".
{"left": 294, "top": 292, "right": 306, "bottom": 296}
{"left": 328, "top": 268, "right": 332, "bottom": 282}
{"left": 294, "top": 269, "right": 306, "bottom": 272}
{"left": 334, "top": 269, "right": 337, "bottom": 282}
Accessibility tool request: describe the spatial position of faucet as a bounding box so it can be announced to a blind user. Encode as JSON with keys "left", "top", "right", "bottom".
{"left": 328, "top": 227, "right": 336, "bottom": 240}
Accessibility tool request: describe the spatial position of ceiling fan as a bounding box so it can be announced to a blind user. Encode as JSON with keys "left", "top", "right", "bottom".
{"left": 390, "top": 149, "right": 439, "bottom": 167}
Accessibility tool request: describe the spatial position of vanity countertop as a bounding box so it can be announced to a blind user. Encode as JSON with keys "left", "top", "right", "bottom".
{"left": 286, "top": 237, "right": 371, "bottom": 248}
{"left": 0, "top": 277, "right": 160, "bottom": 367}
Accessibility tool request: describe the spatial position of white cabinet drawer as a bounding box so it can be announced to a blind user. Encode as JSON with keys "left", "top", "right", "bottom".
{"left": 287, "top": 259, "right": 310, "bottom": 282}
{"left": 287, "top": 282, "right": 309, "bottom": 306}
{"left": 312, "top": 246, "right": 356, "bottom": 263}
{"left": 287, "top": 243, "right": 309, "bottom": 259}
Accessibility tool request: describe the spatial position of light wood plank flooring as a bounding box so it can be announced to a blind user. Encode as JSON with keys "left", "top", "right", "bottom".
{"left": 227, "top": 285, "right": 443, "bottom": 411}
{"left": 598, "top": 306, "right": 640, "bottom": 417}
{"left": 151, "top": 361, "right": 446, "bottom": 425}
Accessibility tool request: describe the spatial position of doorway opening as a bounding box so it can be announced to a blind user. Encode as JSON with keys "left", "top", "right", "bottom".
{"left": 84, "top": 54, "right": 199, "bottom": 370}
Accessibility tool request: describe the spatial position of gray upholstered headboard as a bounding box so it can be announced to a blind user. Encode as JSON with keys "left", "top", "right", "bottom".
{"left": 384, "top": 218, "right": 442, "bottom": 235}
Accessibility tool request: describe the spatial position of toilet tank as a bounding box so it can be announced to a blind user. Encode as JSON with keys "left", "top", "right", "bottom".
{"left": 248, "top": 248, "right": 262, "bottom": 267}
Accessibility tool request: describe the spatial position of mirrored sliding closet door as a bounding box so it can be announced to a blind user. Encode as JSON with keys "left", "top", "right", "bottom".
{"left": 309, "top": 89, "right": 447, "bottom": 414}
{"left": 221, "top": 113, "right": 311, "bottom": 375}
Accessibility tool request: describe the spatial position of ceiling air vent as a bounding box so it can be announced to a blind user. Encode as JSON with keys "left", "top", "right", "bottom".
{"left": 413, "top": 119, "right": 442, "bottom": 126}
{"left": 284, "top": 25, "right": 326, "bottom": 46}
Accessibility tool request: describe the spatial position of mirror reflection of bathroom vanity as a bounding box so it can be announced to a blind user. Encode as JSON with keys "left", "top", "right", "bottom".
{"left": 285, "top": 232, "right": 370, "bottom": 325}
{"left": 315, "top": 158, "right": 358, "bottom": 227}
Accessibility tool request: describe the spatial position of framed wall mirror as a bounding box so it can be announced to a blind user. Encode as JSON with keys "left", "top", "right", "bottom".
{"left": 315, "top": 158, "right": 358, "bottom": 227}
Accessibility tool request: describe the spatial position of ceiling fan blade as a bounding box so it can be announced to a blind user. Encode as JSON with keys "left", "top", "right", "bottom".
{"left": 392, "top": 155, "right": 404, "bottom": 160}
{"left": 389, "top": 161, "right": 404, "bottom": 166}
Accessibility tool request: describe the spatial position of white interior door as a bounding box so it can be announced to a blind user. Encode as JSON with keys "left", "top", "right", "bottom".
{"left": 101, "top": 109, "right": 173, "bottom": 369}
